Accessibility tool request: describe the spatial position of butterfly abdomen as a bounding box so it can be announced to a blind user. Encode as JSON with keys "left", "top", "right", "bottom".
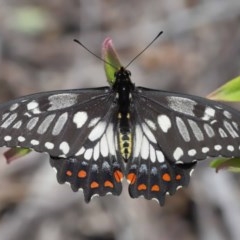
{"left": 118, "top": 130, "right": 132, "bottom": 161}
{"left": 117, "top": 111, "right": 133, "bottom": 160}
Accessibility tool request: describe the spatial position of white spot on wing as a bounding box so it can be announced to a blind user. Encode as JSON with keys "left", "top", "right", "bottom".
{"left": 48, "top": 93, "right": 78, "bottom": 111}
{"left": 204, "top": 123, "right": 215, "bottom": 138}
{"left": 13, "top": 120, "right": 22, "bottom": 129}
{"left": 2, "top": 113, "right": 10, "bottom": 121}
{"left": 93, "top": 142, "right": 100, "bottom": 160}
{"left": 202, "top": 107, "right": 215, "bottom": 121}
{"left": 4, "top": 135, "right": 12, "bottom": 141}
{"left": 27, "top": 101, "right": 39, "bottom": 110}
{"left": 139, "top": 164, "right": 147, "bottom": 173}
{"left": 27, "top": 101, "right": 41, "bottom": 114}
{"left": 73, "top": 111, "right": 88, "bottom": 129}
{"left": 219, "top": 128, "right": 227, "bottom": 138}
{"left": 75, "top": 147, "right": 85, "bottom": 156}
{"left": 133, "top": 125, "right": 143, "bottom": 158}
{"left": 145, "top": 119, "right": 157, "bottom": 130}
{"left": 158, "top": 115, "right": 171, "bottom": 133}
{"left": 188, "top": 119, "right": 204, "bottom": 141}
{"left": 202, "top": 147, "right": 209, "bottom": 153}
{"left": 45, "top": 142, "right": 54, "bottom": 149}
{"left": 173, "top": 147, "right": 183, "bottom": 161}
{"left": 214, "top": 145, "right": 222, "bottom": 151}
{"left": 102, "top": 161, "right": 110, "bottom": 170}
{"left": 210, "top": 120, "right": 217, "bottom": 125}
{"left": 88, "top": 121, "right": 106, "bottom": 141}
{"left": 24, "top": 112, "right": 32, "bottom": 118}
{"left": 142, "top": 123, "right": 157, "bottom": 143}
{"left": 190, "top": 169, "right": 195, "bottom": 176}
{"left": 151, "top": 167, "right": 158, "bottom": 175}
{"left": 176, "top": 117, "right": 190, "bottom": 142}
{"left": 223, "top": 110, "right": 232, "bottom": 119}
{"left": 90, "top": 193, "right": 100, "bottom": 200}
{"left": 156, "top": 150, "right": 165, "bottom": 163}
{"left": 88, "top": 117, "right": 100, "bottom": 128}
{"left": 232, "top": 121, "right": 238, "bottom": 130}
{"left": 10, "top": 103, "right": 19, "bottom": 111}
{"left": 141, "top": 136, "right": 149, "bottom": 160}
{"left": 149, "top": 145, "right": 156, "bottom": 163}
{"left": 100, "top": 135, "right": 108, "bottom": 157}
{"left": 167, "top": 96, "right": 197, "bottom": 116}
{"left": 227, "top": 145, "right": 234, "bottom": 152}
{"left": 188, "top": 149, "right": 196, "bottom": 156}
{"left": 105, "top": 123, "right": 115, "bottom": 155}
{"left": 37, "top": 114, "right": 55, "bottom": 134}
{"left": 52, "top": 112, "right": 68, "bottom": 135}
{"left": 84, "top": 148, "right": 93, "bottom": 160}
{"left": 27, "top": 117, "right": 39, "bottom": 130}
{"left": 224, "top": 121, "right": 238, "bottom": 138}
{"left": 1, "top": 113, "right": 17, "bottom": 128}
{"left": 59, "top": 141, "right": 70, "bottom": 155}
{"left": 31, "top": 139, "right": 39, "bottom": 145}
{"left": 18, "top": 136, "right": 25, "bottom": 142}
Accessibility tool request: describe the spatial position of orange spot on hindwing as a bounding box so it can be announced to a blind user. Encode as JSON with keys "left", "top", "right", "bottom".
{"left": 176, "top": 174, "right": 182, "bottom": 180}
{"left": 151, "top": 185, "right": 160, "bottom": 192}
{"left": 78, "top": 170, "right": 87, "bottom": 178}
{"left": 66, "top": 170, "right": 73, "bottom": 177}
{"left": 90, "top": 181, "right": 99, "bottom": 189}
{"left": 114, "top": 170, "right": 123, "bottom": 182}
{"left": 104, "top": 180, "right": 114, "bottom": 188}
{"left": 162, "top": 173, "right": 171, "bottom": 182}
{"left": 127, "top": 173, "right": 137, "bottom": 184}
{"left": 137, "top": 184, "right": 147, "bottom": 191}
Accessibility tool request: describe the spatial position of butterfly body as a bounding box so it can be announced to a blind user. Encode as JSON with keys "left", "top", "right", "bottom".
{"left": 1, "top": 66, "right": 240, "bottom": 205}
{"left": 114, "top": 67, "right": 134, "bottom": 161}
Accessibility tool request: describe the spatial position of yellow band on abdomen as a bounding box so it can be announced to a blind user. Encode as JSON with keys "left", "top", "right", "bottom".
{"left": 119, "top": 132, "right": 132, "bottom": 160}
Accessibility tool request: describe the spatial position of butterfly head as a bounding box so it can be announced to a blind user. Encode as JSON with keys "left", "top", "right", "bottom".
{"left": 113, "top": 67, "right": 134, "bottom": 92}
{"left": 114, "top": 67, "right": 132, "bottom": 83}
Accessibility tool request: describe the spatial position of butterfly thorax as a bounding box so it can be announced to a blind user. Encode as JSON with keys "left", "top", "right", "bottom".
{"left": 113, "top": 67, "right": 134, "bottom": 161}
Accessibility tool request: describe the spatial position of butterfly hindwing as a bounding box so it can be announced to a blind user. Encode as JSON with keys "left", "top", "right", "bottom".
{"left": 49, "top": 113, "right": 125, "bottom": 201}
{"left": 50, "top": 154, "right": 123, "bottom": 202}
{"left": 127, "top": 154, "right": 196, "bottom": 205}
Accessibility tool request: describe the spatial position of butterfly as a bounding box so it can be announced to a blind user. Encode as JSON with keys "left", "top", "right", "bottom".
{"left": 0, "top": 64, "right": 240, "bottom": 205}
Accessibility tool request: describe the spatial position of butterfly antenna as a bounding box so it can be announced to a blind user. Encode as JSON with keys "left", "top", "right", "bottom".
{"left": 125, "top": 31, "right": 163, "bottom": 69}
{"left": 74, "top": 39, "right": 118, "bottom": 70}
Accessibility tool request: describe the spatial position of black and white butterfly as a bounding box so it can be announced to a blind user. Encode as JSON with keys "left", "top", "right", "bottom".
{"left": 0, "top": 66, "right": 240, "bottom": 205}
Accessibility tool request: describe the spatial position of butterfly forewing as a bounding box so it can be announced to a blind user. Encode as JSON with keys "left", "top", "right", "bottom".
{"left": 133, "top": 87, "right": 240, "bottom": 164}
{"left": 0, "top": 88, "right": 113, "bottom": 156}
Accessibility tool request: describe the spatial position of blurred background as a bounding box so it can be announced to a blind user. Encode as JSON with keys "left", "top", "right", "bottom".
{"left": 0, "top": 0, "right": 240, "bottom": 239}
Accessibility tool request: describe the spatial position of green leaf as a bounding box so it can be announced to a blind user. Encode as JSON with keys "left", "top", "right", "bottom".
{"left": 102, "top": 38, "right": 122, "bottom": 85}
{"left": 207, "top": 76, "right": 240, "bottom": 101}
{"left": 4, "top": 148, "right": 32, "bottom": 164}
{"left": 210, "top": 157, "right": 240, "bottom": 173}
